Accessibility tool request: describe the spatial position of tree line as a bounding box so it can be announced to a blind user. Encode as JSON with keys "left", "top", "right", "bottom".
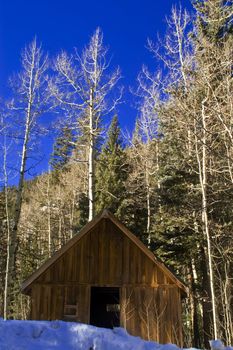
{"left": 0, "top": 0, "right": 232, "bottom": 347}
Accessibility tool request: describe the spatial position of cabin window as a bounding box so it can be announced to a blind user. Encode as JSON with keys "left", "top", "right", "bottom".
{"left": 90, "top": 287, "right": 120, "bottom": 328}
{"left": 63, "top": 304, "right": 78, "bottom": 321}
{"left": 106, "top": 304, "right": 120, "bottom": 312}
{"left": 63, "top": 287, "right": 78, "bottom": 322}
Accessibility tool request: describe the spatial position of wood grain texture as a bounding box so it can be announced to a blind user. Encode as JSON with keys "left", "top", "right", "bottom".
{"left": 24, "top": 214, "right": 185, "bottom": 345}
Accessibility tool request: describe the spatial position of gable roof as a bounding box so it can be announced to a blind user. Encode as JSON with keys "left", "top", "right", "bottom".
{"left": 21, "top": 209, "right": 187, "bottom": 295}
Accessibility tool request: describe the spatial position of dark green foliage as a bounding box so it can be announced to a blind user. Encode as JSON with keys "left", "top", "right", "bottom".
{"left": 50, "top": 126, "right": 75, "bottom": 171}
{"left": 95, "top": 115, "right": 128, "bottom": 216}
{"left": 0, "top": 2, "right": 232, "bottom": 345}
{"left": 152, "top": 154, "right": 200, "bottom": 267}
{"left": 0, "top": 191, "right": 6, "bottom": 316}
{"left": 120, "top": 185, "right": 148, "bottom": 242}
{"left": 77, "top": 193, "right": 89, "bottom": 229}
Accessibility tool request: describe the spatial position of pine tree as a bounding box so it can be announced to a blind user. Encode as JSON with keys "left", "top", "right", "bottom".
{"left": 95, "top": 115, "right": 128, "bottom": 216}
{"left": 151, "top": 1, "right": 233, "bottom": 345}
{"left": 50, "top": 125, "right": 75, "bottom": 171}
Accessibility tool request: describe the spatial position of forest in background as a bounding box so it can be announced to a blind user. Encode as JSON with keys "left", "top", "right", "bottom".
{"left": 0, "top": 0, "right": 232, "bottom": 348}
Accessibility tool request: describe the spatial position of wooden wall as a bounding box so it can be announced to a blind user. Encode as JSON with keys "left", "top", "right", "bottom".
{"left": 31, "top": 285, "right": 90, "bottom": 324}
{"left": 28, "top": 218, "right": 183, "bottom": 345}
{"left": 35, "top": 218, "right": 174, "bottom": 286}
{"left": 121, "top": 286, "right": 182, "bottom": 344}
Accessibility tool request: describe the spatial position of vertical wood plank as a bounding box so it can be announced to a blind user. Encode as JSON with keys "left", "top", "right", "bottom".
{"left": 26, "top": 216, "right": 184, "bottom": 345}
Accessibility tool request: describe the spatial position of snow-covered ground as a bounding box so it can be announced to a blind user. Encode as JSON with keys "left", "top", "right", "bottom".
{"left": 0, "top": 319, "right": 232, "bottom": 350}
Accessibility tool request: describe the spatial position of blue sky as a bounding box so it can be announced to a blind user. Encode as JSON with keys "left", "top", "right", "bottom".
{"left": 0, "top": 0, "right": 193, "bottom": 178}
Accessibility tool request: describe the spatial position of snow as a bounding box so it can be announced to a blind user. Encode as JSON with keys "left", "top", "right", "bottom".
{"left": 0, "top": 319, "right": 232, "bottom": 350}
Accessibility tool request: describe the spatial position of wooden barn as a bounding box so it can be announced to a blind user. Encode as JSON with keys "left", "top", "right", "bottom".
{"left": 21, "top": 210, "right": 187, "bottom": 345}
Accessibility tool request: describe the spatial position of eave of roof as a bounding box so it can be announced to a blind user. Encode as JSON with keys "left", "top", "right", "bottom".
{"left": 21, "top": 209, "right": 188, "bottom": 296}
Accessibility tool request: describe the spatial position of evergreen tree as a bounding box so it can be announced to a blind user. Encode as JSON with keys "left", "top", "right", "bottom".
{"left": 151, "top": 0, "right": 233, "bottom": 345}
{"left": 50, "top": 125, "right": 75, "bottom": 171}
{"left": 95, "top": 115, "right": 128, "bottom": 216}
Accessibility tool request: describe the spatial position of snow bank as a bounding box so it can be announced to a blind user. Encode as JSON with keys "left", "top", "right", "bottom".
{"left": 0, "top": 319, "right": 232, "bottom": 350}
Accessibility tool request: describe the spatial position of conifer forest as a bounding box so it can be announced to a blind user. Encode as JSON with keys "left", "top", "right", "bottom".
{"left": 0, "top": 0, "right": 232, "bottom": 347}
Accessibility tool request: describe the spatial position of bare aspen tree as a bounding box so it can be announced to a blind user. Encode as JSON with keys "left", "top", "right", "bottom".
{"left": 190, "top": 1, "right": 233, "bottom": 339}
{"left": 152, "top": 2, "right": 233, "bottom": 343}
{"left": 132, "top": 68, "right": 162, "bottom": 246}
{"left": 193, "top": 94, "right": 218, "bottom": 339}
{"left": 130, "top": 6, "right": 192, "bottom": 253}
{"left": 0, "top": 113, "right": 12, "bottom": 319}
{"left": 139, "top": 6, "right": 193, "bottom": 250}
{"left": 215, "top": 243, "right": 233, "bottom": 344}
{"left": 145, "top": 4, "right": 220, "bottom": 344}
{"left": 51, "top": 28, "right": 121, "bottom": 221}
{"left": 2, "top": 136, "right": 11, "bottom": 319}
{"left": 147, "top": 4, "right": 226, "bottom": 344}
{"left": 7, "top": 39, "right": 50, "bottom": 313}
{"left": 148, "top": 5, "right": 191, "bottom": 90}
{"left": 46, "top": 168, "right": 52, "bottom": 257}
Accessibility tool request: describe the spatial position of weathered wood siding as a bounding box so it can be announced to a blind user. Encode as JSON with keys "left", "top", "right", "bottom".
{"left": 31, "top": 284, "right": 90, "bottom": 323}
{"left": 121, "top": 286, "right": 182, "bottom": 344}
{"left": 35, "top": 218, "right": 173, "bottom": 286}
{"left": 28, "top": 218, "right": 183, "bottom": 345}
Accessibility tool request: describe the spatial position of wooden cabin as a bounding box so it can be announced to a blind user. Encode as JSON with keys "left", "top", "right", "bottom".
{"left": 21, "top": 210, "right": 187, "bottom": 345}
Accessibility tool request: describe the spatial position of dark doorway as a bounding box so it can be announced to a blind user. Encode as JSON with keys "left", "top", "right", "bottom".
{"left": 90, "top": 287, "right": 120, "bottom": 328}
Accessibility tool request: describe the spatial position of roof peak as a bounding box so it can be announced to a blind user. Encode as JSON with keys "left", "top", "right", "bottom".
{"left": 21, "top": 209, "right": 188, "bottom": 295}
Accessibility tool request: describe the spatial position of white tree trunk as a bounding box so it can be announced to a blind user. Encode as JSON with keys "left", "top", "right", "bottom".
{"left": 9, "top": 48, "right": 35, "bottom": 289}
{"left": 145, "top": 164, "right": 151, "bottom": 247}
{"left": 46, "top": 170, "right": 51, "bottom": 257}
{"left": 3, "top": 137, "right": 11, "bottom": 320}
{"left": 201, "top": 100, "right": 218, "bottom": 339}
{"left": 194, "top": 98, "right": 218, "bottom": 339}
{"left": 88, "top": 88, "right": 94, "bottom": 221}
